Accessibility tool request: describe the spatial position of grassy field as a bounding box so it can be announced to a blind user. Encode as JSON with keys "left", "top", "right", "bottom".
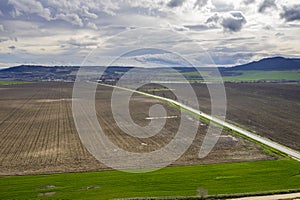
{"left": 173, "top": 70, "right": 300, "bottom": 82}
{"left": 0, "top": 80, "right": 31, "bottom": 85}
{"left": 222, "top": 70, "right": 300, "bottom": 82}
{"left": 0, "top": 159, "right": 299, "bottom": 199}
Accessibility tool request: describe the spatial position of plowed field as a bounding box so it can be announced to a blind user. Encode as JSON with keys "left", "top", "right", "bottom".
{"left": 0, "top": 82, "right": 274, "bottom": 175}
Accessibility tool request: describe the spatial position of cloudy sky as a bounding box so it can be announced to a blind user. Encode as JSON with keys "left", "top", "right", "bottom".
{"left": 0, "top": 0, "right": 299, "bottom": 68}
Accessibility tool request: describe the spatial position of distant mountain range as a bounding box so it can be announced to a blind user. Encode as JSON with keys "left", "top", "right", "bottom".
{"left": 0, "top": 57, "right": 299, "bottom": 82}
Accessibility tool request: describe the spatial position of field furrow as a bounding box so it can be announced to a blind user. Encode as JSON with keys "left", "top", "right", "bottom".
{"left": 0, "top": 82, "right": 279, "bottom": 175}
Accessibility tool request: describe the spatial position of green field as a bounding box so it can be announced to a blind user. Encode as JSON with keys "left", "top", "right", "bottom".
{"left": 1, "top": 159, "right": 299, "bottom": 199}
{"left": 172, "top": 70, "right": 300, "bottom": 82}
{"left": 222, "top": 70, "right": 300, "bottom": 82}
{"left": 0, "top": 80, "right": 31, "bottom": 85}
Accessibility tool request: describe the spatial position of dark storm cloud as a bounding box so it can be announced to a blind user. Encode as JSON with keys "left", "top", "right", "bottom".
{"left": 258, "top": 0, "right": 277, "bottom": 13}
{"left": 280, "top": 5, "right": 300, "bottom": 22}
{"left": 221, "top": 12, "right": 247, "bottom": 32}
{"left": 167, "top": 0, "right": 185, "bottom": 8}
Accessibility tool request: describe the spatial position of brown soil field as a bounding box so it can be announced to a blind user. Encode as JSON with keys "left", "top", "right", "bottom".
{"left": 222, "top": 83, "right": 300, "bottom": 152}
{"left": 0, "top": 82, "right": 274, "bottom": 175}
{"left": 152, "top": 82, "right": 300, "bottom": 151}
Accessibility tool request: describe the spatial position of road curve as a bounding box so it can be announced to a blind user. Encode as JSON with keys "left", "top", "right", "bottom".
{"left": 100, "top": 83, "right": 300, "bottom": 161}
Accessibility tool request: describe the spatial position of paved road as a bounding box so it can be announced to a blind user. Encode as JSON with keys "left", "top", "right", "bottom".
{"left": 229, "top": 192, "right": 300, "bottom": 200}
{"left": 100, "top": 83, "right": 300, "bottom": 161}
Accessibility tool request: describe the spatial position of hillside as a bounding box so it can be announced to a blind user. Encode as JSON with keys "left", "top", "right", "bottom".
{"left": 230, "top": 57, "right": 300, "bottom": 71}
{"left": 0, "top": 65, "right": 79, "bottom": 81}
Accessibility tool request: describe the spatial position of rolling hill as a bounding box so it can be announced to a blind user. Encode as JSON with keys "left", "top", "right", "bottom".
{"left": 0, "top": 57, "right": 299, "bottom": 82}
{"left": 230, "top": 57, "right": 300, "bottom": 71}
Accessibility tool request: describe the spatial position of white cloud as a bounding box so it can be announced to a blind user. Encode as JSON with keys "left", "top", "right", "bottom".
{"left": 194, "top": 0, "right": 209, "bottom": 8}
{"left": 221, "top": 12, "right": 247, "bottom": 32}
{"left": 204, "top": 11, "right": 247, "bottom": 32}
{"left": 258, "top": 0, "right": 277, "bottom": 13}
{"left": 8, "top": 0, "right": 51, "bottom": 20}
{"left": 167, "top": 0, "right": 186, "bottom": 8}
{"left": 243, "top": 0, "right": 256, "bottom": 5}
{"left": 86, "top": 22, "right": 98, "bottom": 30}
{"left": 211, "top": 0, "right": 235, "bottom": 12}
{"left": 0, "top": 0, "right": 299, "bottom": 67}
{"left": 82, "top": 6, "right": 98, "bottom": 19}
{"left": 55, "top": 13, "right": 83, "bottom": 27}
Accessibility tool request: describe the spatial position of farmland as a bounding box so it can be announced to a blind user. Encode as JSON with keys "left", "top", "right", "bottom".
{"left": 0, "top": 80, "right": 31, "bottom": 85}
{"left": 222, "top": 83, "right": 300, "bottom": 151}
{"left": 0, "top": 83, "right": 102, "bottom": 175}
{"left": 152, "top": 82, "right": 300, "bottom": 151}
{"left": 0, "top": 82, "right": 275, "bottom": 175}
{"left": 0, "top": 81, "right": 299, "bottom": 199}
{"left": 180, "top": 69, "right": 300, "bottom": 82}
{"left": 1, "top": 0, "right": 299, "bottom": 198}
{"left": 220, "top": 70, "right": 300, "bottom": 82}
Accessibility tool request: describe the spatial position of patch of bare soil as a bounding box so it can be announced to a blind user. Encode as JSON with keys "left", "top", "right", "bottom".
{"left": 80, "top": 186, "right": 101, "bottom": 190}
{"left": 38, "top": 192, "right": 56, "bottom": 197}
{"left": 38, "top": 185, "right": 56, "bottom": 189}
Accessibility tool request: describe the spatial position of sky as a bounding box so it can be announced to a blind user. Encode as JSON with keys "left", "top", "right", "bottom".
{"left": 0, "top": 0, "right": 299, "bottom": 68}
